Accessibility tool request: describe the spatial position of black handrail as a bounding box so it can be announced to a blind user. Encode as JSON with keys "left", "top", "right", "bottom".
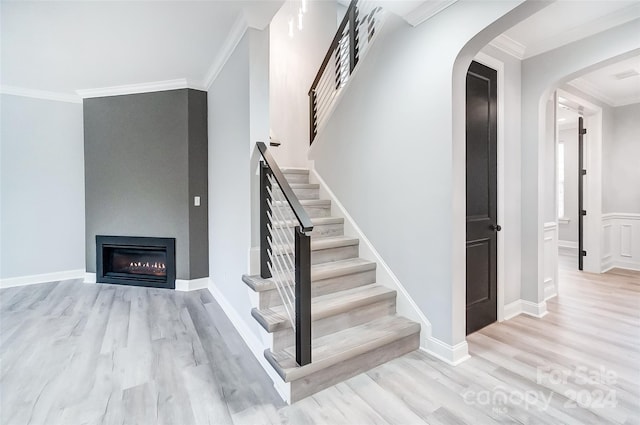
{"left": 308, "top": 0, "right": 358, "bottom": 144}
{"left": 308, "top": 0, "right": 357, "bottom": 96}
{"left": 257, "top": 141, "right": 312, "bottom": 366}
{"left": 256, "top": 142, "right": 314, "bottom": 232}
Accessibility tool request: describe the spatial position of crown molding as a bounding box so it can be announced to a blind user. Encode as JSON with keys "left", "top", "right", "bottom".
{"left": 567, "top": 78, "right": 616, "bottom": 107}
{"left": 204, "top": 13, "right": 248, "bottom": 90}
{"left": 0, "top": 85, "right": 82, "bottom": 104}
{"left": 75, "top": 78, "right": 206, "bottom": 99}
{"left": 489, "top": 34, "right": 525, "bottom": 60}
{"left": 404, "top": 0, "right": 458, "bottom": 27}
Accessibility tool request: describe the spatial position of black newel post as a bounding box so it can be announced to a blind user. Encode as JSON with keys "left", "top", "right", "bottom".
{"left": 295, "top": 226, "right": 312, "bottom": 366}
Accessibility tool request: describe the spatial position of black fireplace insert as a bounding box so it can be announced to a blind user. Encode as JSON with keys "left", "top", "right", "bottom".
{"left": 96, "top": 235, "right": 176, "bottom": 289}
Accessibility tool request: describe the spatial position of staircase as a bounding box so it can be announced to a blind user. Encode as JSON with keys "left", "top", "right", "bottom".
{"left": 243, "top": 167, "right": 420, "bottom": 403}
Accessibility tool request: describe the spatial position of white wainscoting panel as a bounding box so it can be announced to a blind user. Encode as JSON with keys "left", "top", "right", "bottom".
{"left": 543, "top": 222, "right": 558, "bottom": 300}
{"left": 601, "top": 213, "right": 640, "bottom": 271}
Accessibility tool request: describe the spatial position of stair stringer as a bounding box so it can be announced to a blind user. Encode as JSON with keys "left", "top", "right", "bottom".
{"left": 308, "top": 167, "right": 434, "bottom": 350}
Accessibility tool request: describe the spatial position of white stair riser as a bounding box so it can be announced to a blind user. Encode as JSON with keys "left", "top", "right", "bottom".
{"left": 270, "top": 298, "right": 396, "bottom": 351}
{"left": 268, "top": 244, "right": 359, "bottom": 278}
{"left": 288, "top": 333, "right": 419, "bottom": 403}
{"left": 273, "top": 187, "right": 319, "bottom": 200}
{"left": 274, "top": 204, "right": 331, "bottom": 220}
{"left": 258, "top": 268, "right": 376, "bottom": 309}
{"left": 282, "top": 173, "right": 309, "bottom": 184}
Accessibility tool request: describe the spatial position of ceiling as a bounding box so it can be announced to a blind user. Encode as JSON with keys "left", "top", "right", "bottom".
{"left": 500, "top": 0, "right": 640, "bottom": 60}
{"left": 0, "top": 1, "right": 282, "bottom": 96}
{"left": 493, "top": 1, "right": 640, "bottom": 107}
{"left": 567, "top": 55, "right": 640, "bottom": 107}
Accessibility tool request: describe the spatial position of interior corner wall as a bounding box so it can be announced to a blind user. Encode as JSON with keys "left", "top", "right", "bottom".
{"left": 269, "top": 0, "right": 336, "bottom": 168}
{"left": 606, "top": 103, "right": 640, "bottom": 214}
{"left": 0, "top": 94, "right": 85, "bottom": 279}
{"left": 208, "top": 30, "right": 266, "bottom": 341}
{"left": 477, "top": 44, "right": 523, "bottom": 306}
{"left": 520, "top": 20, "right": 640, "bottom": 303}
{"left": 309, "top": 0, "right": 534, "bottom": 346}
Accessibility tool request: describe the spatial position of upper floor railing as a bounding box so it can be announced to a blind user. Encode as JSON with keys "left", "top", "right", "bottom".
{"left": 308, "top": 0, "right": 383, "bottom": 144}
{"left": 257, "top": 141, "right": 313, "bottom": 366}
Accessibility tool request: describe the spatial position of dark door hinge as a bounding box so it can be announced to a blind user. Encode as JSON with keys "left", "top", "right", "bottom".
{"left": 580, "top": 128, "right": 587, "bottom": 135}
{"left": 582, "top": 250, "right": 587, "bottom": 257}
{"left": 581, "top": 210, "right": 587, "bottom": 216}
{"left": 581, "top": 169, "right": 587, "bottom": 175}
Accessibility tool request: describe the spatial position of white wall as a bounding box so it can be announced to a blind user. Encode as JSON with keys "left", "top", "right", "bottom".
{"left": 604, "top": 103, "right": 640, "bottom": 214}
{"left": 0, "top": 94, "right": 85, "bottom": 281}
{"left": 208, "top": 27, "right": 270, "bottom": 344}
{"left": 520, "top": 20, "right": 640, "bottom": 305}
{"left": 269, "top": 0, "right": 336, "bottom": 167}
{"left": 308, "top": 0, "right": 543, "bottom": 351}
{"left": 558, "top": 127, "right": 579, "bottom": 243}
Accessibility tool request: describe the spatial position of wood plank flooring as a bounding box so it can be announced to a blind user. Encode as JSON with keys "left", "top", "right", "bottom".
{"left": 1, "top": 259, "right": 638, "bottom": 424}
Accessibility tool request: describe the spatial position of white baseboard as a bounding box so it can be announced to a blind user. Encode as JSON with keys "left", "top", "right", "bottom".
{"left": 0, "top": 269, "right": 85, "bottom": 288}
{"left": 503, "top": 298, "right": 549, "bottom": 319}
{"left": 85, "top": 272, "right": 97, "bottom": 283}
{"left": 175, "top": 277, "right": 209, "bottom": 291}
{"left": 503, "top": 299, "right": 522, "bottom": 320}
{"left": 310, "top": 169, "right": 433, "bottom": 349}
{"left": 207, "top": 279, "right": 290, "bottom": 403}
{"left": 422, "top": 337, "right": 470, "bottom": 366}
{"left": 608, "top": 260, "right": 640, "bottom": 272}
{"left": 521, "top": 299, "right": 548, "bottom": 318}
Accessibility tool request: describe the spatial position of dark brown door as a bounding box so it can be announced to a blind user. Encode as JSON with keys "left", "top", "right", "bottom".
{"left": 466, "top": 61, "right": 498, "bottom": 335}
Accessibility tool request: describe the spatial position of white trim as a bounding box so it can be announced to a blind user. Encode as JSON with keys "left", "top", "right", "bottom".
{"left": 204, "top": 13, "right": 248, "bottom": 90}
{"left": 488, "top": 34, "right": 525, "bottom": 60}
{"left": 558, "top": 217, "right": 570, "bottom": 225}
{"left": 175, "top": 277, "right": 210, "bottom": 292}
{"left": 474, "top": 52, "right": 506, "bottom": 324}
{"left": 403, "top": 0, "right": 459, "bottom": 27}
{"left": 558, "top": 240, "right": 577, "bottom": 249}
{"left": 601, "top": 213, "right": 640, "bottom": 272}
{"left": 0, "top": 269, "right": 85, "bottom": 288}
{"left": 85, "top": 272, "right": 97, "bottom": 283}
{"left": 503, "top": 300, "right": 522, "bottom": 320}
{"left": 521, "top": 300, "right": 548, "bottom": 318}
{"left": 76, "top": 78, "right": 203, "bottom": 99}
{"left": 422, "top": 338, "right": 470, "bottom": 366}
{"left": 207, "top": 279, "right": 290, "bottom": 403}
{"left": 0, "top": 85, "right": 82, "bottom": 104}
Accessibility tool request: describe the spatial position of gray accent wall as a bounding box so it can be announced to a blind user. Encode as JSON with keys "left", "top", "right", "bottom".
{"left": 1, "top": 94, "right": 85, "bottom": 279}
{"left": 84, "top": 89, "right": 208, "bottom": 280}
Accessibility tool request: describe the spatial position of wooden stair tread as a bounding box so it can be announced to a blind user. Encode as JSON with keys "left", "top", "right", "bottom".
{"left": 271, "top": 216, "right": 343, "bottom": 228}
{"left": 270, "top": 235, "right": 359, "bottom": 256}
{"left": 273, "top": 199, "right": 330, "bottom": 207}
{"left": 251, "top": 283, "right": 395, "bottom": 332}
{"left": 265, "top": 315, "right": 420, "bottom": 382}
{"left": 242, "top": 257, "right": 374, "bottom": 292}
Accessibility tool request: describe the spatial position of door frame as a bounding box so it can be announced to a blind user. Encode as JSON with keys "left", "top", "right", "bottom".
{"left": 555, "top": 88, "right": 603, "bottom": 273}
{"left": 472, "top": 52, "right": 506, "bottom": 322}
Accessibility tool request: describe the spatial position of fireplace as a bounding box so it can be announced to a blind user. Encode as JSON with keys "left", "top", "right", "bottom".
{"left": 96, "top": 235, "right": 176, "bottom": 289}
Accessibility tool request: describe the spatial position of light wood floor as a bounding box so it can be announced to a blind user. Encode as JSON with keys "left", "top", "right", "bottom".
{"left": 1, "top": 260, "right": 638, "bottom": 424}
